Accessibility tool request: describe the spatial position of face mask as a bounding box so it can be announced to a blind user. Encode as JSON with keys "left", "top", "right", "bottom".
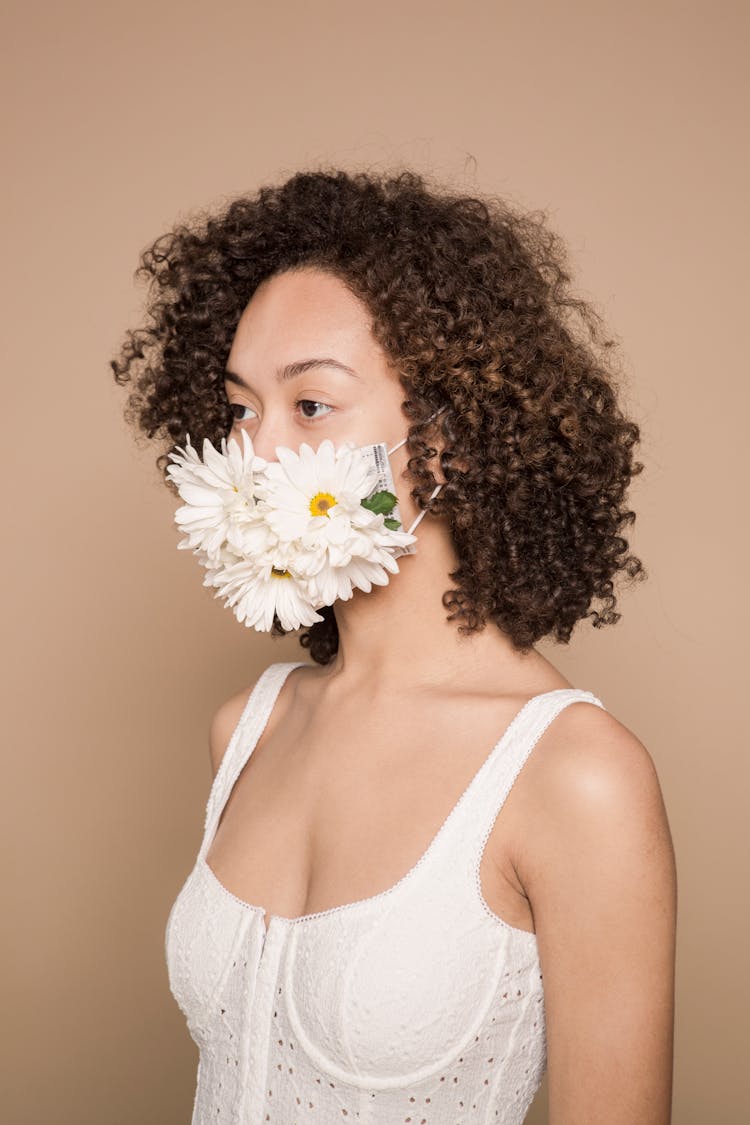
{"left": 166, "top": 406, "right": 447, "bottom": 632}
{"left": 354, "top": 409, "right": 445, "bottom": 559}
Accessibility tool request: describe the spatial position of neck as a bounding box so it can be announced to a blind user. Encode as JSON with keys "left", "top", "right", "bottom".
{"left": 317, "top": 518, "right": 544, "bottom": 698}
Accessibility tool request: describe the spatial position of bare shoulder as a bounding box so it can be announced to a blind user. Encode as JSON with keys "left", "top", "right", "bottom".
{"left": 208, "top": 675, "right": 263, "bottom": 779}
{"left": 516, "top": 699, "right": 677, "bottom": 1121}
{"left": 521, "top": 699, "right": 671, "bottom": 843}
{"left": 513, "top": 699, "right": 675, "bottom": 885}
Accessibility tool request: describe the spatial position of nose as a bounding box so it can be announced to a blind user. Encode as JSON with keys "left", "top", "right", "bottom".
{"left": 234, "top": 419, "right": 297, "bottom": 463}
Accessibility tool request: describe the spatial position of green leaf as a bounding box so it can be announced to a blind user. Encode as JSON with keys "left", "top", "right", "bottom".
{"left": 383, "top": 517, "right": 401, "bottom": 530}
{"left": 360, "top": 490, "right": 398, "bottom": 516}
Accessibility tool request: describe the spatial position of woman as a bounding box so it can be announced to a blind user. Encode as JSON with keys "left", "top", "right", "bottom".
{"left": 112, "top": 169, "right": 676, "bottom": 1124}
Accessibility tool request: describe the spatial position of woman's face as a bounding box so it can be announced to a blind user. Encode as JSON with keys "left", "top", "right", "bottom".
{"left": 224, "top": 266, "right": 411, "bottom": 465}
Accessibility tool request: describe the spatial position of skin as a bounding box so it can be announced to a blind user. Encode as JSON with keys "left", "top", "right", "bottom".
{"left": 206, "top": 265, "right": 677, "bottom": 1124}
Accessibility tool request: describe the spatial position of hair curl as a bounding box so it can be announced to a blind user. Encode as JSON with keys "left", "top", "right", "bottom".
{"left": 111, "top": 167, "right": 646, "bottom": 665}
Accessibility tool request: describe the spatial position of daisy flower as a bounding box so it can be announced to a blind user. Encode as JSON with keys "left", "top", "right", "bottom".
{"left": 259, "top": 439, "right": 418, "bottom": 607}
{"left": 257, "top": 439, "right": 375, "bottom": 542}
{"left": 167, "top": 430, "right": 420, "bottom": 632}
{"left": 166, "top": 431, "right": 269, "bottom": 561}
{"left": 206, "top": 551, "right": 325, "bottom": 632}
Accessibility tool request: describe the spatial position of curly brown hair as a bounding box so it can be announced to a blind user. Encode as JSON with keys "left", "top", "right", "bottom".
{"left": 111, "top": 167, "right": 646, "bottom": 666}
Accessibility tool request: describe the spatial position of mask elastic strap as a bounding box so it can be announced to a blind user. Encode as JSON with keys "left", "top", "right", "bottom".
{"left": 387, "top": 406, "right": 447, "bottom": 534}
{"left": 407, "top": 482, "right": 443, "bottom": 535}
{"left": 386, "top": 406, "right": 447, "bottom": 457}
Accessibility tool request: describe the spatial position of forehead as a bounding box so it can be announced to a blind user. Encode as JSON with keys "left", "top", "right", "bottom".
{"left": 230, "top": 267, "right": 374, "bottom": 359}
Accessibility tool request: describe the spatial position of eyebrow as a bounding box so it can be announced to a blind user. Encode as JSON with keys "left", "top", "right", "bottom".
{"left": 224, "top": 357, "right": 360, "bottom": 389}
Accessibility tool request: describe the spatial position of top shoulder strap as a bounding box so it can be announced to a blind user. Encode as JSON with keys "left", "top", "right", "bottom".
{"left": 202, "top": 662, "right": 308, "bottom": 846}
{"left": 463, "top": 687, "right": 607, "bottom": 860}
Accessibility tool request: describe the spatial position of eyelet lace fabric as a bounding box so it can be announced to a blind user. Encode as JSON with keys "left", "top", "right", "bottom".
{"left": 165, "top": 662, "right": 605, "bottom": 1124}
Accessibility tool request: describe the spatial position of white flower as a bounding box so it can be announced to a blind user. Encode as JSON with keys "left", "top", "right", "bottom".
{"left": 166, "top": 430, "right": 270, "bottom": 562}
{"left": 207, "top": 553, "right": 325, "bottom": 632}
{"left": 258, "top": 439, "right": 420, "bottom": 609}
{"left": 258, "top": 439, "right": 375, "bottom": 543}
{"left": 167, "top": 430, "right": 420, "bottom": 632}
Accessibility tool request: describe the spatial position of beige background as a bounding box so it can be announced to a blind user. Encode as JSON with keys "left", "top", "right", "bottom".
{"left": 2, "top": 1, "right": 747, "bottom": 1122}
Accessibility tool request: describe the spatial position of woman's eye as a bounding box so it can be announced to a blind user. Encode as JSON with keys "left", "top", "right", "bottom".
{"left": 229, "top": 403, "right": 257, "bottom": 423}
{"left": 295, "top": 398, "right": 333, "bottom": 420}
{"left": 228, "top": 399, "right": 333, "bottom": 424}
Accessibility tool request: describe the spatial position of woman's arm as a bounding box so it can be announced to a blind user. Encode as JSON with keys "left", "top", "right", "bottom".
{"left": 517, "top": 703, "right": 677, "bottom": 1125}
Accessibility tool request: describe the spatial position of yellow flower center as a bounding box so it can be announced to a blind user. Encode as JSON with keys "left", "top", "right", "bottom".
{"left": 270, "top": 566, "right": 291, "bottom": 580}
{"left": 309, "top": 491, "right": 337, "bottom": 517}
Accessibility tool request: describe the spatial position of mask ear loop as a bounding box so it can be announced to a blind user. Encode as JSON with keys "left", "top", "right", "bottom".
{"left": 386, "top": 405, "right": 447, "bottom": 456}
{"left": 386, "top": 434, "right": 409, "bottom": 456}
{"left": 406, "top": 482, "right": 443, "bottom": 534}
{"left": 387, "top": 406, "right": 448, "bottom": 534}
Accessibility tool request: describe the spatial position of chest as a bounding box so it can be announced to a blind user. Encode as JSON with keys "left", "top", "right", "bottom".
{"left": 204, "top": 689, "right": 536, "bottom": 932}
{"left": 167, "top": 840, "right": 545, "bottom": 1116}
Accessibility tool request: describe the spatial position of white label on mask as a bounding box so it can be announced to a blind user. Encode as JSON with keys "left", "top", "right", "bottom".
{"left": 358, "top": 441, "right": 415, "bottom": 556}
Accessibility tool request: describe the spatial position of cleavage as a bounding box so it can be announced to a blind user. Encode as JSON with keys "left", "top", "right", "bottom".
{"left": 202, "top": 686, "right": 537, "bottom": 931}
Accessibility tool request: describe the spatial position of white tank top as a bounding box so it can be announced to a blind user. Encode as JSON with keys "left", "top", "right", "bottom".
{"left": 165, "top": 661, "right": 606, "bottom": 1124}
